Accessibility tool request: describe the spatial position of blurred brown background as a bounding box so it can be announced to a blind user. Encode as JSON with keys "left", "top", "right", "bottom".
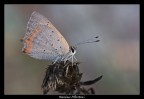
{"left": 4, "top": 4, "right": 139, "bottom": 95}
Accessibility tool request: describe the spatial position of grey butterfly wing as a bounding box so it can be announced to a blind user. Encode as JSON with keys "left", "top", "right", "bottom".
{"left": 22, "top": 11, "right": 70, "bottom": 60}
{"left": 23, "top": 11, "right": 50, "bottom": 40}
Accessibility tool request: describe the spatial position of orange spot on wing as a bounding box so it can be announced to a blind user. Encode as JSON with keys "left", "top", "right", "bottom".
{"left": 23, "top": 26, "right": 41, "bottom": 54}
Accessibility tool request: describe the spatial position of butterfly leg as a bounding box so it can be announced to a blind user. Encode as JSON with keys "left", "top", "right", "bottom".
{"left": 53, "top": 56, "right": 60, "bottom": 64}
{"left": 64, "top": 54, "right": 72, "bottom": 63}
{"left": 64, "top": 53, "right": 77, "bottom": 76}
{"left": 72, "top": 55, "right": 73, "bottom": 66}
{"left": 65, "top": 55, "right": 72, "bottom": 76}
{"left": 74, "top": 55, "right": 77, "bottom": 61}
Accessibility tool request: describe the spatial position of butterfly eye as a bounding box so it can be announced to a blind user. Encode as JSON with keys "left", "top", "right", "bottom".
{"left": 71, "top": 47, "right": 75, "bottom": 53}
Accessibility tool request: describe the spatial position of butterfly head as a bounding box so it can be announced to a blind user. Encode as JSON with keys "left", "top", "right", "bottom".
{"left": 70, "top": 46, "right": 76, "bottom": 55}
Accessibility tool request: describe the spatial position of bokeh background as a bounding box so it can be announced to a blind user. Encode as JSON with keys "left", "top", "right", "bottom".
{"left": 4, "top": 4, "right": 139, "bottom": 95}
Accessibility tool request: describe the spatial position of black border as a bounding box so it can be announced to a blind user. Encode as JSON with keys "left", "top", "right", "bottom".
{"left": 2, "top": 2, "right": 142, "bottom": 96}
{"left": 140, "top": 3, "right": 143, "bottom": 96}
{"left": 1, "top": 2, "right": 4, "bottom": 96}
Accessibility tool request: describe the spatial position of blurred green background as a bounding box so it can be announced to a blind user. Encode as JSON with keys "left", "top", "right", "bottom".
{"left": 4, "top": 4, "right": 139, "bottom": 95}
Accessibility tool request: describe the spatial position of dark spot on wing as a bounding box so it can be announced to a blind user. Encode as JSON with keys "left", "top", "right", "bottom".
{"left": 60, "top": 46, "right": 61, "bottom": 48}
{"left": 52, "top": 31, "right": 54, "bottom": 33}
{"left": 57, "top": 39, "right": 60, "bottom": 41}
{"left": 51, "top": 44, "right": 53, "bottom": 46}
{"left": 47, "top": 22, "right": 49, "bottom": 25}
{"left": 27, "top": 29, "right": 31, "bottom": 33}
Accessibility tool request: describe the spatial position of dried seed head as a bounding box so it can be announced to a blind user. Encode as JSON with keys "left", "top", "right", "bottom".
{"left": 41, "top": 60, "right": 103, "bottom": 95}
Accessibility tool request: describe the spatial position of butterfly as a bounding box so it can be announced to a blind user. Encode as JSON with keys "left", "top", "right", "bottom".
{"left": 21, "top": 11, "right": 77, "bottom": 65}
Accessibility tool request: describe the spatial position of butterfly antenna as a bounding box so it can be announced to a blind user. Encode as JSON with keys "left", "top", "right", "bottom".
{"left": 74, "top": 36, "right": 100, "bottom": 48}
